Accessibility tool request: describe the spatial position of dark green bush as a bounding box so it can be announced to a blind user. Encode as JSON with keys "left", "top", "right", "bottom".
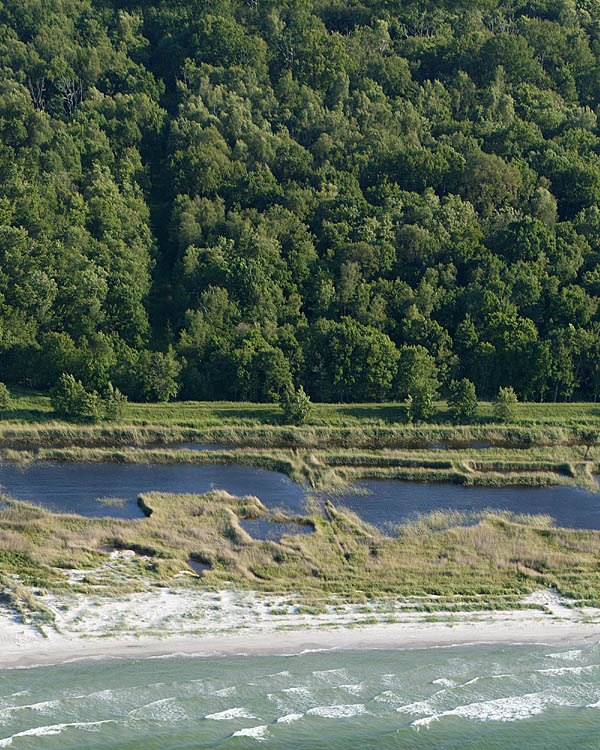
{"left": 50, "top": 374, "right": 102, "bottom": 422}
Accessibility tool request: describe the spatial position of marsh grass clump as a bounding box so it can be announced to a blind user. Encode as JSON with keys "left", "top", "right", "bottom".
{"left": 97, "top": 496, "right": 127, "bottom": 507}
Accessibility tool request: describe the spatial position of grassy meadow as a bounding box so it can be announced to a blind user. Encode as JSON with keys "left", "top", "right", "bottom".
{"left": 4, "top": 386, "right": 600, "bottom": 429}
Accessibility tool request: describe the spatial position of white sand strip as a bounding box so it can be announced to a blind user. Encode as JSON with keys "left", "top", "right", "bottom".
{"left": 1, "top": 588, "right": 599, "bottom": 668}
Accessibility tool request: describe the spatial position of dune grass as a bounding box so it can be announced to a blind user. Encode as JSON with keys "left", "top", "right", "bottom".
{"left": 3, "top": 492, "right": 600, "bottom": 628}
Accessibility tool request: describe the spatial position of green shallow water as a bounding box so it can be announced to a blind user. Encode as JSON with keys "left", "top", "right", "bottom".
{"left": 1, "top": 643, "right": 600, "bottom": 748}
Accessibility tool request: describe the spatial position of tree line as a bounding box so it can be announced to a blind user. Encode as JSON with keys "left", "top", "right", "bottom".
{"left": 2, "top": 0, "right": 600, "bottom": 405}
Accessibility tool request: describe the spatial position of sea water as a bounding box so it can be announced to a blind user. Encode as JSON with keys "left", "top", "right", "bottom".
{"left": 1, "top": 644, "right": 600, "bottom": 748}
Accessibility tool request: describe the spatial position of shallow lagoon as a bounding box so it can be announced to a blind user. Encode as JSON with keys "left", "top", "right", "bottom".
{"left": 0, "top": 460, "right": 599, "bottom": 530}
{"left": 0, "top": 462, "right": 304, "bottom": 519}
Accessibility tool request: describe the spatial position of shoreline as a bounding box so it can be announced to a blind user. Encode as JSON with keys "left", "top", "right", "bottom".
{"left": 3, "top": 602, "right": 600, "bottom": 669}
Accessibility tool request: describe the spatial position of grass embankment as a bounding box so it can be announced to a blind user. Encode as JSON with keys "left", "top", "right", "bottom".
{"left": 2, "top": 491, "right": 600, "bottom": 628}
{"left": 1, "top": 422, "right": 599, "bottom": 451}
{"left": 2, "top": 388, "right": 600, "bottom": 464}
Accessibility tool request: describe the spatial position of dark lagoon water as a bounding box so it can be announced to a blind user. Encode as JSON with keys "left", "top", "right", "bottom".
{"left": 1, "top": 644, "right": 600, "bottom": 748}
{"left": 331, "top": 479, "right": 600, "bottom": 531}
{"left": 0, "top": 462, "right": 305, "bottom": 519}
{"left": 0, "top": 461, "right": 599, "bottom": 529}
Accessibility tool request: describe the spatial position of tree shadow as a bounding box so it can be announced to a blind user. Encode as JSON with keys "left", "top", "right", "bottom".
{"left": 1, "top": 407, "right": 54, "bottom": 423}
{"left": 209, "top": 406, "right": 282, "bottom": 424}
{"left": 327, "top": 405, "right": 407, "bottom": 424}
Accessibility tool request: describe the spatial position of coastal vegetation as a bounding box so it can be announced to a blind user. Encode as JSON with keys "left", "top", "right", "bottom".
{"left": 1, "top": 390, "right": 598, "bottom": 627}
{"left": 0, "top": 384, "right": 599, "bottom": 491}
{"left": 3, "top": 490, "right": 600, "bottom": 632}
{"left": 4, "top": 386, "right": 600, "bottom": 430}
{"left": 0, "top": 443, "right": 598, "bottom": 492}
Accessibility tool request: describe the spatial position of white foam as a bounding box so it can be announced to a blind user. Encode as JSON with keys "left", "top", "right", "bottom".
{"left": 231, "top": 725, "right": 269, "bottom": 741}
{"left": 212, "top": 686, "right": 236, "bottom": 697}
{"left": 586, "top": 698, "right": 600, "bottom": 708}
{"left": 0, "top": 687, "right": 128, "bottom": 722}
{"left": 282, "top": 686, "right": 312, "bottom": 699}
{"left": 290, "top": 648, "right": 336, "bottom": 656}
{"left": 454, "top": 694, "right": 561, "bottom": 721}
{"left": 312, "top": 669, "right": 348, "bottom": 681}
{"left": 62, "top": 655, "right": 124, "bottom": 665}
{"left": 276, "top": 713, "right": 303, "bottom": 724}
{"left": 0, "top": 698, "right": 59, "bottom": 718}
{"left": 128, "top": 697, "right": 187, "bottom": 722}
{"left": 396, "top": 700, "right": 434, "bottom": 715}
{"left": 205, "top": 707, "right": 256, "bottom": 721}
{"left": 146, "top": 651, "right": 211, "bottom": 660}
{"left": 0, "top": 721, "right": 113, "bottom": 746}
{"left": 433, "top": 678, "right": 456, "bottom": 688}
{"left": 339, "top": 683, "right": 364, "bottom": 695}
{"left": 411, "top": 714, "right": 439, "bottom": 729}
{"left": 411, "top": 692, "right": 567, "bottom": 729}
{"left": 83, "top": 688, "right": 127, "bottom": 704}
{"left": 547, "top": 650, "right": 582, "bottom": 661}
{"left": 535, "top": 665, "right": 597, "bottom": 676}
{"left": 374, "top": 690, "right": 402, "bottom": 704}
{"left": 307, "top": 703, "right": 367, "bottom": 719}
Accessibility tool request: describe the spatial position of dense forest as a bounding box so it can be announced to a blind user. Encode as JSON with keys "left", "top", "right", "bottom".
{"left": 2, "top": 0, "right": 600, "bottom": 405}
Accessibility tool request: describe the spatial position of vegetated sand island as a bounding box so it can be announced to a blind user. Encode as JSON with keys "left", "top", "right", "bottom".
{"left": 2, "top": 397, "right": 600, "bottom": 667}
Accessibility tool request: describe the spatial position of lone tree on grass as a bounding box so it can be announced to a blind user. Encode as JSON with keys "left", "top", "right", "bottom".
{"left": 103, "top": 382, "right": 128, "bottom": 421}
{"left": 448, "top": 378, "right": 478, "bottom": 424}
{"left": 493, "top": 386, "right": 518, "bottom": 423}
{"left": 398, "top": 345, "right": 440, "bottom": 422}
{"left": 280, "top": 384, "right": 312, "bottom": 425}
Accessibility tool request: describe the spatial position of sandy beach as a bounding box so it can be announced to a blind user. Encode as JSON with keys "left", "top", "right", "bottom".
{"left": 2, "top": 584, "right": 600, "bottom": 669}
